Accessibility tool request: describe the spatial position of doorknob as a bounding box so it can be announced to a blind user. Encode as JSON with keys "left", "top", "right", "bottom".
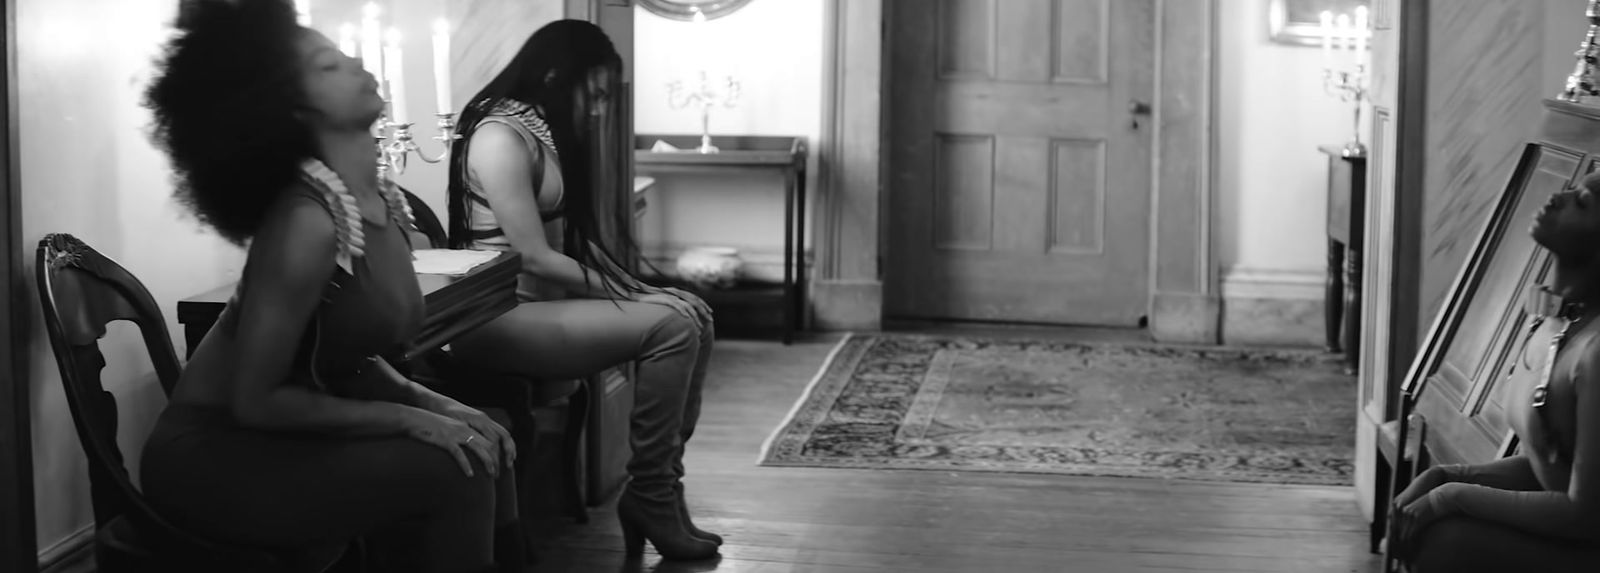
{"left": 1129, "top": 99, "right": 1152, "bottom": 130}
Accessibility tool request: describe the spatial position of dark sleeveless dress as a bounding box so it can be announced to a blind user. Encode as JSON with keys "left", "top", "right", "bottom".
{"left": 136, "top": 186, "right": 488, "bottom": 552}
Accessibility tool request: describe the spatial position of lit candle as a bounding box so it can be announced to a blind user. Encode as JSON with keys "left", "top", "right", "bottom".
{"left": 338, "top": 23, "right": 358, "bottom": 58}
{"left": 1335, "top": 13, "right": 1352, "bottom": 56}
{"left": 360, "top": 3, "right": 384, "bottom": 88}
{"left": 1319, "top": 11, "right": 1333, "bottom": 69}
{"left": 384, "top": 28, "right": 408, "bottom": 125}
{"left": 1353, "top": 6, "right": 1369, "bottom": 66}
{"left": 295, "top": 0, "right": 311, "bottom": 27}
{"left": 432, "top": 18, "right": 452, "bottom": 115}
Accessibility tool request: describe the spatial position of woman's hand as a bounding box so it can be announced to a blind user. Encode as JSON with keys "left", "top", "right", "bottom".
{"left": 638, "top": 292, "right": 703, "bottom": 323}
{"left": 432, "top": 398, "right": 516, "bottom": 468}
{"left": 660, "top": 286, "right": 712, "bottom": 325}
{"left": 399, "top": 407, "right": 501, "bottom": 478}
{"left": 1394, "top": 465, "right": 1454, "bottom": 509}
{"left": 1390, "top": 482, "right": 1463, "bottom": 560}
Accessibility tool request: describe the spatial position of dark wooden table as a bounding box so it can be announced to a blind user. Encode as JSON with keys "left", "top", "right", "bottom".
{"left": 1320, "top": 145, "right": 1367, "bottom": 375}
{"left": 175, "top": 251, "right": 520, "bottom": 362}
{"left": 634, "top": 134, "right": 808, "bottom": 344}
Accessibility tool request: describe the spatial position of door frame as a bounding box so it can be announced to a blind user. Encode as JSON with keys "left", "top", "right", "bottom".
{"left": 0, "top": 0, "right": 37, "bottom": 569}
{"left": 811, "top": 0, "right": 1220, "bottom": 343}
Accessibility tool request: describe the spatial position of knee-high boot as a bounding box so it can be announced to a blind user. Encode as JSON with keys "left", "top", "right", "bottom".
{"left": 672, "top": 320, "right": 722, "bottom": 545}
{"left": 618, "top": 315, "right": 718, "bottom": 561}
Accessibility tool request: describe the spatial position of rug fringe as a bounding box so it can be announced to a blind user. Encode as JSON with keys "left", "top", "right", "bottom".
{"left": 756, "top": 332, "right": 856, "bottom": 464}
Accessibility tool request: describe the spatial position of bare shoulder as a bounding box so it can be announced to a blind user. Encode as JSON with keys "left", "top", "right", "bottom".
{"left": 468, "top": 121, "right": 531, "bottom": 164}
{"left": 246, "top": 183, "right": 338, "bottom": 276}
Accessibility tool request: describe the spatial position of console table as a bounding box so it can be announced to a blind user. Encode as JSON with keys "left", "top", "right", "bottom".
{"left": 633, "top": 134, "right": 808, "bottom": 343}
{"left": 1320, "top": 145, "right": 1367, "bottom": 374}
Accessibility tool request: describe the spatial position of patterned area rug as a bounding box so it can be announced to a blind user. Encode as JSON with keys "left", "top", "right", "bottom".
{"left": 759, "top": 334, "right": 1356, "bottom": 485}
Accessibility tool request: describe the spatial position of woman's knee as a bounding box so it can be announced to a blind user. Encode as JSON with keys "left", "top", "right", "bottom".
{"left": 1409, "top": 518, "right": 1505, "bottom": 572}
{"left": 403, "top": 444, "right": 498, "bottom": 516}
{"left": 643, "top": 308, "right": 702, "bottom": 352}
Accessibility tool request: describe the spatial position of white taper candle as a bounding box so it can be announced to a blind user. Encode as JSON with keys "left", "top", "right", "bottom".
{"left": 384, "top": 28, "right": 408, "bottom": 125}
{"left": 432, "top": 18, "right": 453, "bottom": 115}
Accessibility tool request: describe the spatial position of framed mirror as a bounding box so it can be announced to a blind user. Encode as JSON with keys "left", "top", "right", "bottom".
{"left": 638, "top": 0, "right": 755, "bottom": 21}
{"left": 1268, "top": 0, "right": 1370, "bottom": 46}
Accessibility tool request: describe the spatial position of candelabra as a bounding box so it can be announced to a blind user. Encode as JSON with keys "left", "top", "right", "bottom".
{"left": 375, "top": 110, "right": 461, "bottom": 175}
{"left": 1324, "top": 64, "right": 1368, "bottom": 158}
{"left": 667, "top": 71, "right": 741, "bottom": 154}
{"left": 1558, "top": 0, "right": 1600, "bottom": 103}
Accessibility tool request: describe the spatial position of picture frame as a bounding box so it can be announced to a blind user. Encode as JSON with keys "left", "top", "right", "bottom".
{"left": 1268, "top": 0, "right": 1371, "bottom": 46}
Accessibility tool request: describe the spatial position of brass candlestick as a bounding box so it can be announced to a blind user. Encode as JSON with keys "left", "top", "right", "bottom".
{"left": 1558, "top": 0, "right": 1600, "bottom": 103}
{"left": 667, "top": 70, "right": 741, "bottom": 154}
{"left": 1324, "top": 64, "right": 1368, "bottom": 158}
{"left": 374, "top": 106, "right": 461, "bottom": 175}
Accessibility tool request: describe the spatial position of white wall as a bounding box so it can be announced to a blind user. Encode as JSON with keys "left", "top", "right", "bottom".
{"left": 1215, "top": 0, "right": 1350, "bottom": 345}
{"left": 631, "top": 0, "right": 824, "bottom": 281}
{"left": 19, "top": 0, "right": 246, "bottom": 557}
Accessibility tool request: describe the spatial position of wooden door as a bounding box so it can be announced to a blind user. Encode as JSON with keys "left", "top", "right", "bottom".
{"left": 0, "top": 0, "right": 35, "bottom": 569}
{"left": 1354, "top": 0, "right": 1403, "bottom": 527}
{"left": 886, "top": 0, "right": 1154, "bottom": 326}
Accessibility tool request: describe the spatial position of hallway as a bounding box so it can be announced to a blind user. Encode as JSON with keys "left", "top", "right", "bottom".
{"left": 529, "top": 335, "right": 1381, "bottom": 573}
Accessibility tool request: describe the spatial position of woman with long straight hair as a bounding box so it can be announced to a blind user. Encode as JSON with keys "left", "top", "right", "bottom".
{"left": 445, "top": 19, "right": 720, "bottom": 561}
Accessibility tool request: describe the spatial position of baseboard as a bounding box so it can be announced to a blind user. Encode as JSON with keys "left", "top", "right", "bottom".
{"left": 811, "top": 279, "right": 882, "bottom": 331}
{"left": 1149, "top": 291, "right": 1220, "bottom": 344}
{"left": 38, "top": 525, "right": 94, "bottom": 573}
{"left": 1219, "top": 267, "right": 1326, "bottom": 348}
{"left": 640, "top": 243, "right": 809, "bottom": 284}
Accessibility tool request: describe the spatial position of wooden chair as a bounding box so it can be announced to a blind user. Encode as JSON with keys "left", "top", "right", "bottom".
{"left": 398, "top": 189, "right": 592, "bottom": 525}
{"left": 34, "top": 233, "right": 358, "bottom": 573}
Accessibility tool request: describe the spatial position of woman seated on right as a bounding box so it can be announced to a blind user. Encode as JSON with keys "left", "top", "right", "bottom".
{"left": 444, "top": 20, "right": 721, "bottom": 561}
{"left": 1389, "top": 173, "right": 1600, "bottom": 571}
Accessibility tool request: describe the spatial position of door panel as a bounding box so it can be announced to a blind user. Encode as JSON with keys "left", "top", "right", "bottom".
{"left": 887, "top": 0, "right": 1154, "bottom": 325}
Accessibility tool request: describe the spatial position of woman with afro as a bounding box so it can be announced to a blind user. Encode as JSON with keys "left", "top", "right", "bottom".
{"left": 139, "top": 2, "right": 518, "bottom": 571}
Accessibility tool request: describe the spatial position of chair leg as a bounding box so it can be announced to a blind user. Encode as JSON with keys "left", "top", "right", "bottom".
{"left": 563, "top": 383, "right": 591, "bottom": 524}
{"left": 1370, "top": 453, "right": 1393, "bottom": 554}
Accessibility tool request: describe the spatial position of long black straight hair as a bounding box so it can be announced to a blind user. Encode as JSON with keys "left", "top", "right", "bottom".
{"left": 447, "top": 19, "right": 641, "bottom": 299}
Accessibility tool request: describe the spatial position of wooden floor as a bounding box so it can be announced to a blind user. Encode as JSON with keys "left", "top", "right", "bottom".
{"left": 529, "top": 333, "right": 1383, "bottom": 573}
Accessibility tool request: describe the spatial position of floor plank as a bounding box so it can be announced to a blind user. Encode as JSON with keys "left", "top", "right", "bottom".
{"left": 530, "top": 334, "right": 1381, "bottom": 573}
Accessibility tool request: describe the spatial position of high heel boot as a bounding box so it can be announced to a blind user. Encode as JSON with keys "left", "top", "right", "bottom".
{"left": 671, "top": 322, "right": 723, "bottom": 546}
{"left": 674, "top": 482, "right": 722, "bottom": 545}
{"left": 621, "top": 310, "right": 718, "bottom": 560}
{"left": 617, "top": 490, "right": 719, "bottom": 560}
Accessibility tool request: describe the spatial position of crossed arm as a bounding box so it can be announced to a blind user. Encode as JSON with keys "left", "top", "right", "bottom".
{"left": 1394, "top": 338, "right": 1600, "bottom": 544}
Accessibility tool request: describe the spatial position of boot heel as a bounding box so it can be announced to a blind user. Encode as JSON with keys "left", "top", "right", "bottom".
{"left": 621, "top": 518, "right": 644, "bottom": 557}
{"left": 616, "top": 491, "right": 719, "bottom": 560}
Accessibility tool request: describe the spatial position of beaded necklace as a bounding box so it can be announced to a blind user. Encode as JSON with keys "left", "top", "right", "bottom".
{"left": 298, "top": 158, "right": 416, "bottom": 274}
{"left": 482, "top": 98, "right": 559, "bottom": 156}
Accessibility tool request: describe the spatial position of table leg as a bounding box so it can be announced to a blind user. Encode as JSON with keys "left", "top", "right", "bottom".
{"left": 1326, "top": 238, "right": 1345, "bottom": 354}
{"left": 782, "top": 170, "right": 796, "bottom": 345}
{"left": 795, "top": 166, "right": 808, "bottom": 335}
{"left": 1344, "top": 245, "right": 1363, "bottom": 376}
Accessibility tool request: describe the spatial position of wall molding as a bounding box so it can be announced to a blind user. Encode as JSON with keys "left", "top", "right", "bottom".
{"left": 1218, "top": 266, "right": 1326, "bottom": 347}
{"left": 1148, "top": 0, "right": 1221, "bottom": 344}
{"left": 37, "top": 526, "right": 91, "bottom": 573}
{"left": 812, "top": 0, "right": 886, "bottom": 331}
{"left": 1219, "top": 266, "right": 1325, "bottom": 299}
